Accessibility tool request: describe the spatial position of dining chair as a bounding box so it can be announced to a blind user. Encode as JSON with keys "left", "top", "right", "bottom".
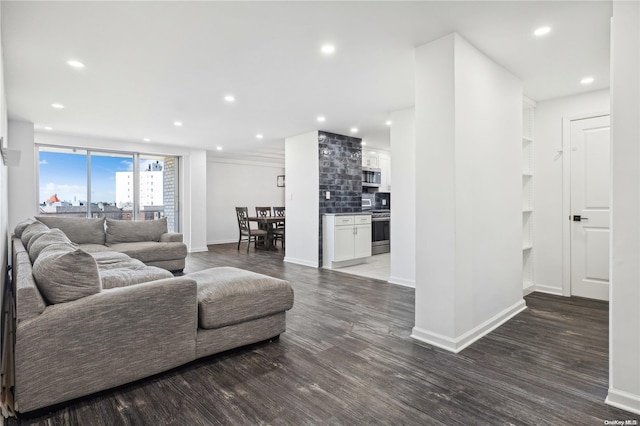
{"left": 235, "top": 207, "right": 268, "bottom": 253}
{"left": 255, "top": 207, "right": 272, "bottom": 217}
{"left": 272, "top": 206, "right": 285, "bottom": 249}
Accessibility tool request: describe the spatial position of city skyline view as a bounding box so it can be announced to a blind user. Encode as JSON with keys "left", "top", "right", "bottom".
{"left": 38, "top": 150, "right": 164, "bottom": 205}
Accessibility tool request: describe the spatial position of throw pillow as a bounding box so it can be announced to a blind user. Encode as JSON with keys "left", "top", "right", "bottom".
{"left": 36, "top": 216, "right": 106, "bottom": 245}
{"left": 33, "top": 244, "right": 101, "bottom": 304}
{"left": 20, "top": 221, "right": 50, "bottom": 248}
{"left": 28, "top": 229, "right": 75, "bottom": 263}
{"left": 105, "top": 218, "right": 167, "bottom": 244}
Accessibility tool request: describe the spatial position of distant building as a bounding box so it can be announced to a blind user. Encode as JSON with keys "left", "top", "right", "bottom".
{"left": 115, "top": 170, "right": 164, "bottom": 208}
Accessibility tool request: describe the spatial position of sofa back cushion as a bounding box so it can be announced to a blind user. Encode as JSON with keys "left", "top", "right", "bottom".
{"left": 32, "top": 244, "right": 101, "bottom": 304}
{"left": 21, "top": 221, "right": 50, "bottom": 248}
{"left": 105, "top": 218, "right": 167, "bottom": 244}
{"left": 28, "top": 229, "right": 75, "bottom": 263}
{"left": 36, "top": 216, "right": 105, "bottom": 245}
{"left": 14, "top": 217, "right": 36, "bottom": 239}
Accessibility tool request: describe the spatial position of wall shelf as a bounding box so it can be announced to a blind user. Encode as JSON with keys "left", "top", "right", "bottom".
{"left": 522, "top": 98, "right": 536, "bottom": 294}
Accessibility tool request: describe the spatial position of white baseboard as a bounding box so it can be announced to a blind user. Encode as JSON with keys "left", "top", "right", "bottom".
{"left": 411, "top": 299, "right": 527, "bottom": 353}
{"left": 606, "top": 388, "right": 640, "bottom": 415}
{"left": 189, "top": 246, "right": 209, "bottom": 253}
{"left": 533, "top": 283, "right": 564, "bottom": 296}
{"left": 283, "top": 256, "right": 318, "bottom": 268}
{"left": 388, "top": 276, "right": 415, "bottom": 288}
{"left": 207, "top": 239, "right": 238, "bottom": 245}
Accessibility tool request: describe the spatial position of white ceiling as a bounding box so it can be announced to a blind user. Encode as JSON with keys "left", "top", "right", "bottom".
{"left": 2, "top": 1, "right": 612, "bottom": 162}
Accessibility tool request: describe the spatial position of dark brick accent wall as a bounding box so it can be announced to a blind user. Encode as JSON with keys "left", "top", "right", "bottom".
{"left": 318, "top": 131, "right": 362, "bottom": 266}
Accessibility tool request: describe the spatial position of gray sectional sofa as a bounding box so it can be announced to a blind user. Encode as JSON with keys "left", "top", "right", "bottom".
{"left": 11, "top": 217, "right": 294, "bottom": 413}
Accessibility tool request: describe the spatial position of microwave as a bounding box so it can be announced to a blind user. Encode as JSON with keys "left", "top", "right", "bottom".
{"left": 362, "top": 167, "right": 381, "bottom": 187}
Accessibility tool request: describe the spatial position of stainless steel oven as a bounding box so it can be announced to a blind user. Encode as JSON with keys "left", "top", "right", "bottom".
{"left": 371, "top": 211, "right": 390, "bottom": 255}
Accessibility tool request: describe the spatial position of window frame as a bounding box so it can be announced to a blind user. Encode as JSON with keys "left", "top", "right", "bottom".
{"left": 36, "top": 144, "right": 180, "bottom": 231}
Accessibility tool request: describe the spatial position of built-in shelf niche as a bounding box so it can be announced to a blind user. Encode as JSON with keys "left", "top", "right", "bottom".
{"left": 522, "top": 97, "right": 536, "bottom": 294}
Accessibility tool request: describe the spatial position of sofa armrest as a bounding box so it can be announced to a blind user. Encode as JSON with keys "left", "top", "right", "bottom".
{"left": 160, "top": 232, "right": 183, "bottom": 243}
{"left": 14, "top": 276, "right": 197, "bottom": 412}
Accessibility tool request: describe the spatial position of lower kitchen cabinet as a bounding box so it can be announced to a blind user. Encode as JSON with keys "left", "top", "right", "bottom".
{"left": 323, "top": 214, "right": 372, "bottom": 269}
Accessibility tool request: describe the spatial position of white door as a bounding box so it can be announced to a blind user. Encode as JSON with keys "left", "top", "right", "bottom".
{"left": 354, "top": 223, "right": 372, "bottom": 258}
{"left": 334, "top": 225, "right": 355, "bottom": 261}
{"left": 570, "top": 115, "right": 610, "bottom": 301}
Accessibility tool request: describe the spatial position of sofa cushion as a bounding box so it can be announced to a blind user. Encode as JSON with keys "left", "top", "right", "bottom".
{"left": 78, "top": 244, "right": 113, "bottom": 254}
{"left": 188, "top": 267, "right": 294, "bottom": 329}
{"left": 106, "top": 241, "right": 187, "bottom": 263}
{"left": 28, "top": 229, "right": 75, "bottom": 263}
{"left": 105, "top": 218, "right": 167, "bottom": 244}
{"left": 21, "top": 221, "right": 50, "bottom": 248}
{"left": 100, "top": 266, "right": 174, "bottom": 289}
{"left": 36, "top": 216, "right": 106, "bottom": 245}
{"left": 33, "top": 244, "right": 101, "bottom": 304}
{"left": 14, "top": 217, "right": 36, "bottom": 239}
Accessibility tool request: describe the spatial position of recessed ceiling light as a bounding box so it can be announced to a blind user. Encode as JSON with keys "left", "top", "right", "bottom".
{"left": 321, "top": 44, "right": 335, "bottom": 55}
{"left": 173, "top": 121, "right": 182, "bottom": 127}
{"left": 67, "top": 59, "right": 85, "bottom": 69}
{"left": 385, "top": 121, "right": 392, "bottom": 126}
{"left": 256, "top": 134, "right": 264, "bottom": 139}
{"left": 580, "top": 76, "right": 595, "bottom": 85}
{"left": 51, "top": 103, "right": 65, "bottom": 109}
{"left": 224, "top": 95, "right": 235, "bottom": 102}
{"left": 371, "top": 151, "right": 377, "bottom": 155}
{"left": 350, "top": 128, "right": 358, "bottom": 133}
{"left": 361, "top": 141, "right": 366, "bottom": 146}
{"left": 534, "top": 26, "right": 551, "bottom": 37}
{"left": 143, "top": 138, "right": 151, "bottom": 142}
{"left": 44, "top": 126, "right": 53, "bottom": 131}
{"left": 216, "top": 146, "right": 223, "bottom": 151}
{"left": 317, "top": 116, "right": 326, "bottom": 122}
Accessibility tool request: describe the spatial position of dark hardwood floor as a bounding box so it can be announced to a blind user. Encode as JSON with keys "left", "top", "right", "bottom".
{"left": 10, "top": 243, "right": 637, "bottom": 425}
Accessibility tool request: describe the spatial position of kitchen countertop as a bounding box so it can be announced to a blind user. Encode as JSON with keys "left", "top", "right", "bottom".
{"left": 323, "top": 212, "right": 372, "bottom": 216}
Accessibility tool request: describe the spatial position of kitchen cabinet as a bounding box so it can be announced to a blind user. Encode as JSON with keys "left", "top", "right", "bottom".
{"left": 323, "top": 214, "right": 372, "bottom": 269}
{"left": 362, "top": 152, "right": 379, "bottom": 168}
{"left": 379, "top": 154, "right": 391, "bottom": 192}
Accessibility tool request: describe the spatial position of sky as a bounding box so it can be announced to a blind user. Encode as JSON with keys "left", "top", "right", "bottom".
{"left": 38, "top": 150, "right": 163, "bottom": 204}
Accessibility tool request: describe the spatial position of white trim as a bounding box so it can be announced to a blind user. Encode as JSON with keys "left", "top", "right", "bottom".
{"left": 189, "top": 246, "right": 209, "bottom": 253}
{"left": 283, "top": 257, "right": 319, "bottom": 268}
{"left": 207, "top": 156, "right": 284, "bottom": 168}
{"left": 606, "top": 388, "right": 640, "bottom": 415}
{"left": 533, "top": 283, "right": 564, "bottom": 296}
{"left": 207, "top": 239, "right": 238, "bottom": 245}
{"left": 388, "top": 276, "right": 415, "bottom": 288}
{"left": 561, "top": 111, "right": 610, "bottom": 298}
{"left": 410, "top": 299, "right": 527, "bottom": 353}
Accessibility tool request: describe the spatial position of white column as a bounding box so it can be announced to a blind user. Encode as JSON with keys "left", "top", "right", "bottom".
{"left": 389, "top": 108, "right": 415, "bottom": 287}
{"left": 411, "top": 33, "right": 525, "bottom": 352}
{"left": 8, "top": 120, "right": 36, "bottom": 231}
{"left": 284, "top": 131, "right": 320, "bottom": 267}
{"left": 607, "top": 0, "right": 640, "bottom": 415}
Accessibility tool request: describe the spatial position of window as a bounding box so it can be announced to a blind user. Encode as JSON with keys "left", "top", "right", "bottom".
{"left": 37, "top": 146, "right": 180, "bottom": 232}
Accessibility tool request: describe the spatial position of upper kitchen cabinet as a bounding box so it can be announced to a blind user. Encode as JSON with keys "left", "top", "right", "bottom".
{"left": 378, "top": 153, "right": 391, "bottom": 192}
{"left": 363, "top": 149, "right": 391, "bottom": 192}
{"left": 362, "top": 151, "right": 379, "bottom": 168}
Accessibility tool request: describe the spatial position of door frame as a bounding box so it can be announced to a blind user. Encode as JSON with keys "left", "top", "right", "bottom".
{"left": 561, "top": 111, "right": 611, "bottom": 297}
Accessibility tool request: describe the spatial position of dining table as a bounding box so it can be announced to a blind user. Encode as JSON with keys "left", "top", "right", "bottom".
{"left": 248, "top": 216, "right": 285, "bottom": 250}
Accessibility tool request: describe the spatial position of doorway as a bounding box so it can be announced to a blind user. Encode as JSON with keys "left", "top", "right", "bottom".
{"left": 565, "top": 114, "right": 611, "bottom": 301}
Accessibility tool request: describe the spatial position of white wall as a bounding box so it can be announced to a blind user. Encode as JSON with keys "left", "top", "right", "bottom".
{"left": 533, "top": 90, "right": 610, "bottom": 295}
{"left": 607, "top": 0, "right": 640, "bottom": 415}
{"left": 206, "top": 160, "right": 285, "bottom": 244}
{"left": 10, "top": 131, "right": 207, "bottom": 252}
{"left": 389, "top": 107, "right": 415, "bottom": 287}
{"left": 412, "top": 33, "right": 525, "bottom": 352}
{"left": 284, "top": 131, "right": 319, "bottom": 267}
{"left": 0, "top": 8, "right": 8, "bottom": 382}
{"left": 7, "top": 121, "right": 36, "bottom": 228}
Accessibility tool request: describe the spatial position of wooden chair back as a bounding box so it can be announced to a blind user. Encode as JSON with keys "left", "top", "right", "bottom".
{"left": 255, "top": 207, "right": 272, "bottom": 217}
